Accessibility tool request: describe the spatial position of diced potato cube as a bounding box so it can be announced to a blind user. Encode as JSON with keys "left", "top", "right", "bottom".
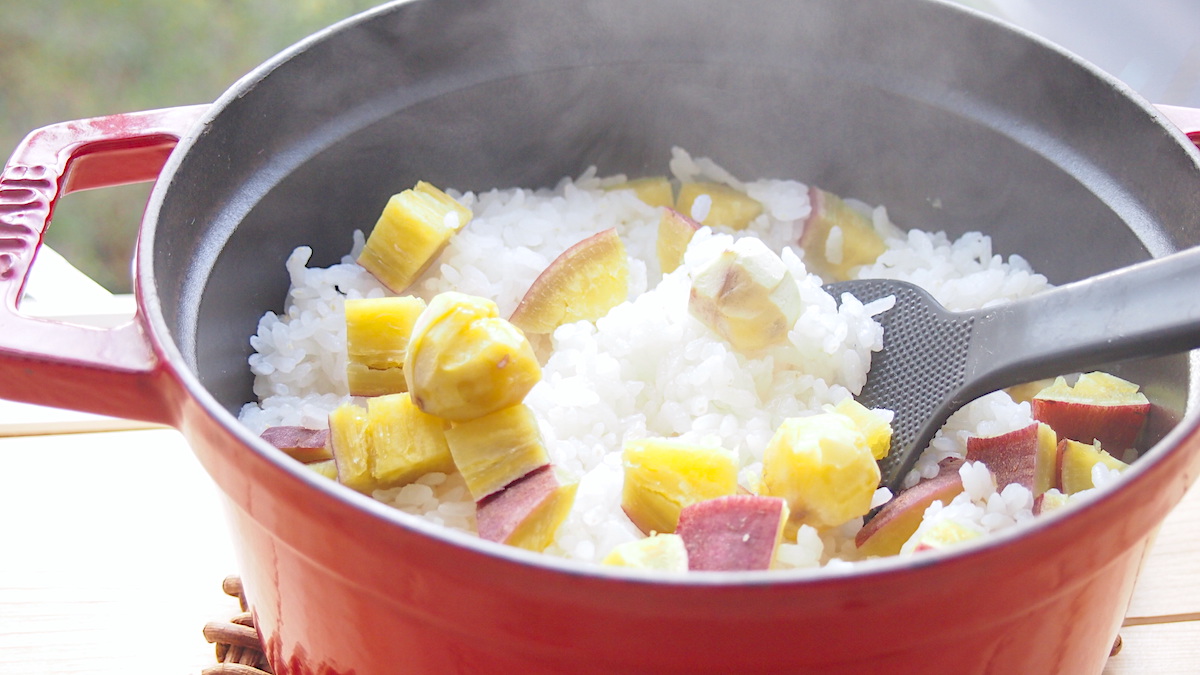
{"left": 367, "top": 393, "right": 454, "bottom": 488}
{"left": 606, "top": 176, "right": 674, "bottom": 208}
{"left": 1033, "top": 488, "right": 1070, "bottom": 515}
{"left": 358, "top": 181, "right": 472, "bottom": 293}
{"left": 1032, "top": 372, "right": 1150, "bottom": 451}
{"left": 1033, "top": 422, "right": 1060, "bottom": 496}
{"left": 800, "top": 187, "right": 887, "bottom": 281}
{"left": 345, "top": 296, "right": 427, "bottom": 396}
{"left": 1057, "top": 439, "right": 1129, "bottom": 494}
{"left": 761, "top": 413, "right": 880, "bottom": 534}
{"left": 621, "top": 438, "right": 739, "bottom": 535}
{"left": 855, "top": 459, "right": 964, "bottom": 558}
{"left": 688, "top": 236, "right": 802, "bottom": 353}
{"left": 259, "top": 426, "right": 331, "bottom": 463}
{"left": 909, "top": 518, "right": 983, "bottom": 554}
{"left": 476, "top": 466, "right": 578, "bottom": 552}
{"left": 307, "top": 459, "right": 340, "bottom": 481}
{"left": 509, "top": 228, "right": 629, "bottom": 336}
{"left": 676, "top": 182, "right": 762, "bottom": 230}
{"left": 656, "top": 207, "right": 701, "bottom": 275}
{"left": 830, "top": 399, "right": 893, "bottom": 460}
{"left": 405, "top": 292, "right": 541, "bottom": 422}
{"left": 965, "top": 423, "right": 1039, "bottom": 491}
{"left": 328, "top": 403, "right": 375, "bottom": 493}
{"left": 602, "top": 533, "right": 689, "bottom": 572}
{"left": 676, "top": 495, "right": 789, "bottom": 571}
{"left": 443, "top": 403, "right": 550, "bottom": 501}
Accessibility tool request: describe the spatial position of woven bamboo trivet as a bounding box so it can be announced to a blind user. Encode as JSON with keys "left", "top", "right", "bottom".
{"left": 203, "top": 576, "right": 272, "bottom": 675}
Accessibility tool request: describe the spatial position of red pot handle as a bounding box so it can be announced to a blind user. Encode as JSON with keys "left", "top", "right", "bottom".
{"left": 1158, "top": 104, "right": 1200, "bottom": 148}
{"left": 0, "top": 105, "right": 208, "bottom": 426}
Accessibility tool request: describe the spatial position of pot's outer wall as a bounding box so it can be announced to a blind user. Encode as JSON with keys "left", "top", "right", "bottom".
{"left": 135, "top": 0, "right": 1200, "bottom": 673}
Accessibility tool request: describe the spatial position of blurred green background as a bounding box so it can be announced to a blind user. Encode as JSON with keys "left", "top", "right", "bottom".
{"left": 5, "top": 1, "right": 1194, "bottom": 295}
{"left": 1, "top": 0, "right": 383, "bottom": 293}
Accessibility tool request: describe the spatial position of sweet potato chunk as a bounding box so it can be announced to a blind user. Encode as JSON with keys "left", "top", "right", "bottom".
{"left": 620, "top": 438, "right": 739, "bottom": 535}
{"left": 676, "top": 181, "right": 762, "bottom": 230}
{"left": 327, "top": 403, "right": 375, "bottom": 493}
{"left": 358, "top": 182, "right": 472, "bottom": 293}
{"left": 761, "top": 412, "right": 880, "bottom": 534}
{"left": 1032, "top": 372, "right": 1149, "bottom": 452}
{"left": 475, "top": 466, "right": 578, "bottom": 552}
{"left": 656, "top": 207, "right": 701, "bottom": 275}
{"left": 260, "top": 426, "right": 331, "bottom": 463}
{"left": 509, "top": 228, "right": 629, "bottom": 336}
{"left": 676, "top": 495, "right": 789, "bottom": 571}
{"left": 602, "top": 533, "right": 689, "bottom": 572}
{"left": 965, "top": 423, "right": 1041, "bottom": 491}
{"left": 799, "top": 187, "right": 887, "bottom": 281}
{"left": 855, "top": 459, "right": 964, "bottom": 558}
{"left": 1057, "top": 439, "right": 1129, "bottom": 494}
{"left": 367, "top": 393, "right": 454, "bottom": 488}
{"left": 444, "top": 403, "right": 550, "bottom": 501}
{"left": 345, "top": 295, "right": 426, "bottom": 396}
{"left": 911, "top": 519, "right": 983, "bottom": 553}
{"left": 606, "top": 176, "right": 674, "bottom": 209}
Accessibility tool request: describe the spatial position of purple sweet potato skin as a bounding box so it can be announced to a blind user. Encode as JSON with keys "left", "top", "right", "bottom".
{"left": 1032, "top": 398, "right": 1148, "bottom": 451}
{"left": 966, "top": 423, "right": 1037, "bottom": 490}
{"left": 854, "top": 458, "right": 964, "bottom": 552}
{"left": 476, "top": 465, "right": 557, "bottom": 544}
{"left": 260, "top": 426, "right": 332, "bottom": 463}
{"left": 676, "top": 495, "right": 786, "bottom": 571}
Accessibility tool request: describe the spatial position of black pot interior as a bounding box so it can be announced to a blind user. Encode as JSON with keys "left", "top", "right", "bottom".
{"left": 147, "top": 0, "right": 1200, "bottom": 452}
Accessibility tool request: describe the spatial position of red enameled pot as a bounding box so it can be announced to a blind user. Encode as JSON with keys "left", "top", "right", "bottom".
{"left": 3, "top": 1, "right": 1200, "bottom": 673}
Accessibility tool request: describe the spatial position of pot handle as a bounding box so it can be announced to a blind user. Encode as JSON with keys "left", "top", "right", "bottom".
{"left": 1158, "top": 104, "right": 1200, "bottom": 148}
{"left": 0, "top": 105, "right": 208, "bottom": 426}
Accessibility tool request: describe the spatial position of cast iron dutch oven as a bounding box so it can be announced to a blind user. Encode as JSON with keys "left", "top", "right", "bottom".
{"left": 3, "top": 1, "right": 1200, "bottom": 673}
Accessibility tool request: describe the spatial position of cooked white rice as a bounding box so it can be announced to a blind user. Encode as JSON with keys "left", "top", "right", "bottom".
{"left": 239, "top": 147, "right": 1068, "bottom": 568}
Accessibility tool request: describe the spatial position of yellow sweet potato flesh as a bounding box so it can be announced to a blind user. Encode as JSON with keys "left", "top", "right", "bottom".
{"left": 328, "top": 403, "right": 375, "bottom": 493}
{"left": 676, "top": 182, "right": 762, "bottom": 231}
{"left": 620, "top": 438, "right": 739, "bottom": 535}
{"left": 509, "top": 228, "right": 629, "bottom": 335}
{"left": 307, "top": 459, "right": 340, "bottom": 481}
{"left": 475, "top": 466, "right": 578, "bottom": 552}
{"left": 345, "top": 295, "right": 426, "bottom": 396}
{"left": 656, "top": 207, "right": 700, "bottom": 275}
{"left": 1032, "top": 422, "right": 1059, "bottom": 496}
{"left": 405, "top": 292, "right": 541, "bottom": 422}
{"left": 831, "top": 398, "right": 893, "bottom": 460}
{"left": 506, "top": 480, "right": 579, "bottom": 552}
{"left": 607, "top": 176, "right": 674, "bottom": 208}
{"left": 762, "top": 412, "right": 880, "bottom": 534}
{"left": 602, "top": 533, "right": 689, "bottom": 571}
{"left": 911, "top": 519, "right": 983, "bottom": 553}
{"left": 357, "top": 181, "right": 472, "bottom": 293}
{"left": 802, "top": 188, "right": 887, "bottom": 281}
{"left": 444, "top": 403, "right": 550, "bottom": 501}
{"left": 367, "top": 393, "right": 454, "bottom": 488}
{"left": 1059, "top": 439, "right": 1129, "bottom": 494}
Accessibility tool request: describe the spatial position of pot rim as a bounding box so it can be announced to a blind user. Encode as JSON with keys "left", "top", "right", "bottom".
{"left": 134, "top": 0, "right": 1200, "bottom": 588}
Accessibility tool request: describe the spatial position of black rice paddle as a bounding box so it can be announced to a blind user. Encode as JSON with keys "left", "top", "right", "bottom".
{"left": 825, "top": 248, "right": 1200, "bottom": 492}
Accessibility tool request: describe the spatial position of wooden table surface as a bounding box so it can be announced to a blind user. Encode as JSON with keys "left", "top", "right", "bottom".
{"left": 1, "top": 417, "right": 1197, "bottom": 675}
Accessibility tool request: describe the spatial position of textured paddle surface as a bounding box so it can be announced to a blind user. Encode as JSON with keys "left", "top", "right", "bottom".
{"left": 826, "top": 279, "right": 976, "bottom": 490}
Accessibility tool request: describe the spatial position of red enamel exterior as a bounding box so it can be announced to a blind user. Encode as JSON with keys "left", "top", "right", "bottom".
{"left": 0, "top": 105, "right": 206, "bottom": 426}
{"left": 3, "top": 45, "right": 1200, "bottom": 675}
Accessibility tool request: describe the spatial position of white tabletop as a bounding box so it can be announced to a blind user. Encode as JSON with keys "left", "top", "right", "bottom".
{"left": 0, "top": 428, "right": 239, "bottom": 675}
